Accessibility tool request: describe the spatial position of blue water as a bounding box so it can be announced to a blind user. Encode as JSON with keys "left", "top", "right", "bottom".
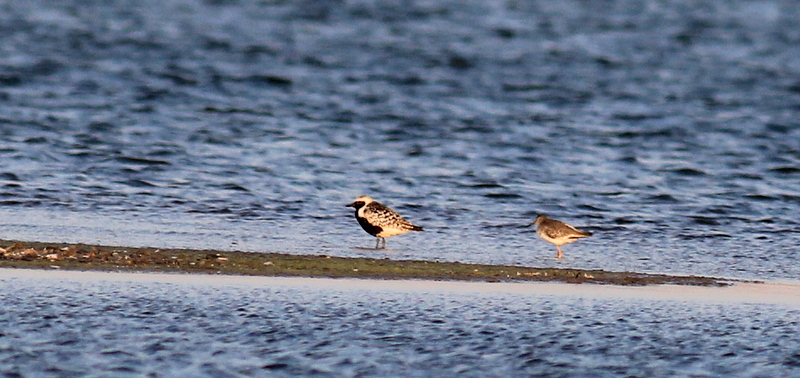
{"left": 1, "top": 271, "right": 799, "bottom": 377}
{"left": 2, "top": 1, "right": 800, "bottom": 375}
{"left": 2, "top": 0, "right": 799, "bottom": 280}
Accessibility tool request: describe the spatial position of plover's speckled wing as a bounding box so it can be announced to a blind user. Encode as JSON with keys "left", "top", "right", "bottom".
{"left": 363, "top": 201, "right": 423, "bottom": 232}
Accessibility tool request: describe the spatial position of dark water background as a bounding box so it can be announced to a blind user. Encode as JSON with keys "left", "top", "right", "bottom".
{"left": 2, "top": 0, "right": 799, "bottom": 280}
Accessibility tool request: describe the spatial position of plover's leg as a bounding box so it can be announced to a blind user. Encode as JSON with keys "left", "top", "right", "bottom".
{"left": 556, "top": 245, "right": 563, "bottom": 259}
{"left": 375, "top": 237, "right": 381, "bottom": 249}
{"left": 380, "top": 237, "right": 386, "bottom": 249}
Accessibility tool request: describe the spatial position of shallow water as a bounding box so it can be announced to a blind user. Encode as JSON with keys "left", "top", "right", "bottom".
{"left": 1, "top": 2, "right": 800, "bottom": 275}
{"left": 1, "top": 269, "right": 799, "bottom": 377}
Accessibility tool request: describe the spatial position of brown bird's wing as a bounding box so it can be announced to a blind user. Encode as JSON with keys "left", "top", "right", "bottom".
{"left": 542, "top": 219, "right": 591, "bottom": 239}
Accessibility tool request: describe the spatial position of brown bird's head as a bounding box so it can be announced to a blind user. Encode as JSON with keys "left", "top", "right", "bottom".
{"left": 527, "top": 214, "right": 548, "bottom": 227}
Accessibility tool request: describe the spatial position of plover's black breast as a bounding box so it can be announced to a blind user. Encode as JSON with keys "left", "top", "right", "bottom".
{"left": 356, "top": 214, "right": 383, "bottom": 236}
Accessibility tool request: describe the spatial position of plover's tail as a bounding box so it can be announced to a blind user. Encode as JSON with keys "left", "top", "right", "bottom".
{"left": 410, "top": 225, "right": 424, "bottom": 232}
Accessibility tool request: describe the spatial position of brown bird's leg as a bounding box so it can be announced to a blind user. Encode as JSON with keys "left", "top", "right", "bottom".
{"left": 375, "top": 237, "right": 381, "bottom": 249}
{"left": 556, "top": 245, "right": 563, "bottom": 259}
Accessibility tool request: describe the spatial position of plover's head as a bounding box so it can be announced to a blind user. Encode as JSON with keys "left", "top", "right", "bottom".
{"left": 528, "top": 214, "right": 548, "bottom": 227}
{"left": 346, "top": 195, "right": 374, "bottom": 209}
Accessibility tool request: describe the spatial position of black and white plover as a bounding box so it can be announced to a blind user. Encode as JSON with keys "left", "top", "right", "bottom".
{"left": 346, "top": 195, "right": 423, "bottom": 249}
{"left": 529, "top": 215, "right": 592, "bottom": 259}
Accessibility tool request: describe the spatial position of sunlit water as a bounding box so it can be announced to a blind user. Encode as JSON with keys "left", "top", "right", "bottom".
{"left": 2, "top": 0, "right": 800, "bottom": 375}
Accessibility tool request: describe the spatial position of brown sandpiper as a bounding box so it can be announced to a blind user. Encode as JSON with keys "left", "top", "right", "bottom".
{"left": 528, "top": 215, "right": 592, "bottom": 259}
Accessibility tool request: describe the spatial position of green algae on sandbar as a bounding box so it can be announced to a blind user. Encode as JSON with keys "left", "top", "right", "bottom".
{"left": 0, "top": 240, "right": 738, "bottom": 286}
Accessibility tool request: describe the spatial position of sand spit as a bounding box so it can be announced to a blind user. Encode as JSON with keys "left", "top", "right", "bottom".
{"left": 0, "top": 239, "right": 742, "bottom": 286}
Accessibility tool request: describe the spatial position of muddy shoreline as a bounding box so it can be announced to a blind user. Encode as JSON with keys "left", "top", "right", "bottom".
{"left": 0, "top": 239, "right": 742, "bottom": 286}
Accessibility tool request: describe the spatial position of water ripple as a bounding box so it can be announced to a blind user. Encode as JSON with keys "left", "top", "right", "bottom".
{"left": 2, "top": 274, "right": 800, "bottom": 377}
{"left": 0, "top": 0, "right": 799, "bottom": 281}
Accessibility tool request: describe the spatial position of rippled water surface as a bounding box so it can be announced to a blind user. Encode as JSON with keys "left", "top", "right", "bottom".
{"left": 1, "top": 270, "right": 800, "bottom": 377}
{"left": 2, "top": 2, "right": 800, "bottom": 277}
{"left": 7, "top": 2, "right": 800, "bottom": 376}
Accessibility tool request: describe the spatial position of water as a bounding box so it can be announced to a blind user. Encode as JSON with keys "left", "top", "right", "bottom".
{"left": 1, "top": 1, "right": 800, "bottom": 374}
{"left": 2, "top": 0, "right": 799, "bottom": 280}
{"left": 1, "top": 270, "right": 799, "bottom": 377}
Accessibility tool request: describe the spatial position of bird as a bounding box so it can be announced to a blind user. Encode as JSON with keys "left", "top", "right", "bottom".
{"left": 346, "top": 195, "right": 423, "bottom": 249}
{"left": 528, "top": 215, "right": 592, "bottom": 259}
